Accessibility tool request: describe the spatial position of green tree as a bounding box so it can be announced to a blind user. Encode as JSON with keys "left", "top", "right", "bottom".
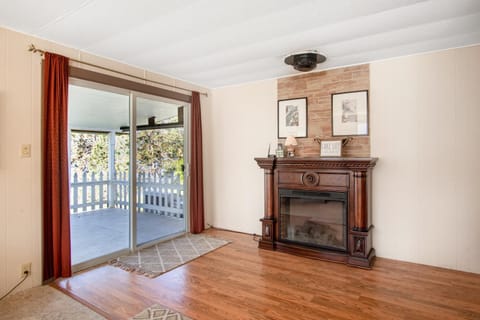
{"left": 70, "top": 128, "right": 184, "bottom": 180}
{"left": 89, "top": 134, "right": 108, "bottom": 173}
{"left": 114, "top": 133, "right": 130, "bottom": 174}
{"left": 135, "top": 128, "right": 184, "bottom": 176}
{"left": 70, "top": 132, "right": 108, "bottom": 175}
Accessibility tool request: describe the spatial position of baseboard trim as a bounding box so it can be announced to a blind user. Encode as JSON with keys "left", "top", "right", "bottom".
{"left": 207, "top": 226, "right": 256, "bottom": 237}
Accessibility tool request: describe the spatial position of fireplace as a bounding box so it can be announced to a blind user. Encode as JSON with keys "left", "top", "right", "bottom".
{"left": 279, "top": 190, "right": 347, "bottom": 251}
{"left": 255, "top": 157, "right": 378, "bottom": 268}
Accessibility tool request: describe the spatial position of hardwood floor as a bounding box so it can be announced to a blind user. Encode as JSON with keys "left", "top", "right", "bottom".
{"left": 54, "top": 229, "right": 480, "bottom": 320}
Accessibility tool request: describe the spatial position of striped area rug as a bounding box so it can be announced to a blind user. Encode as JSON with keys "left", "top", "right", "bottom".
{"left": 109, "top": 233, "right": 230, "bottom": 278}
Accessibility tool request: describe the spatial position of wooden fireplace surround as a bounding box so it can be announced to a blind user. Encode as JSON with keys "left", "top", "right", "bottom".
{"left": 254, "top": 157, "right": 378, "bottom": 268}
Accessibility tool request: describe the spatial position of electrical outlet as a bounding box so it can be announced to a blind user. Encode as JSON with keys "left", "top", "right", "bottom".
{"left": 20, "top": 144, "right": 31, "bottom": 158}
{"left": 21, "top": 263, "right": 31, "bottom": 277}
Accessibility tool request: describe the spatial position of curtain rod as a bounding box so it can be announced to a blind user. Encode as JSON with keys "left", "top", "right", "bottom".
{"left": 28, "top": 44, "right": 208, "bottom": 97}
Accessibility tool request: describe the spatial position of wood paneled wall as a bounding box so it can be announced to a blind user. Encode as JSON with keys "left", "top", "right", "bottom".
{"left": 278, "top": 64, "right": 370, "bottom": 157}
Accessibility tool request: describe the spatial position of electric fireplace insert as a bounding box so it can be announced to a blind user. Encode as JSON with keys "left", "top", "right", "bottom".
{"left": 279, "top": 189, "right": 347, "bottom": 252}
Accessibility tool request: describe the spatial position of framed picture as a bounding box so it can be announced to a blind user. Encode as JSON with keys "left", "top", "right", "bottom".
{"left": 278, "top": 97, "right": 307, "bottom": 138}
{"left": 331, "top": 90, "right": 368, "bottom": 136}
{"left": 320, "top": 140, "right": 343, "bottom": 157}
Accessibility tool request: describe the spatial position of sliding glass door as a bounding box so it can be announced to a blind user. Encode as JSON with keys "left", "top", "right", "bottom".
{"left": 68, "top": 80, "right": 188, "bottom": 271}
{"left": 134, "top": 94, "right": 187, "bottom": 246}
{"left": 68, "top": 81, "right": 131, "bottom": 268}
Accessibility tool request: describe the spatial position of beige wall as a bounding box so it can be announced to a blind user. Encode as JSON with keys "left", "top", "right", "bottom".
{"left": 0, "top": 27, "right": 209, "bottom": 296}
{"left": 0, "top": 27, "right": 43, "bottom": 296}
{"left": 370, "top": 45, "right": 480, "bottom": 273}
{"left": 204, "top": 80, "right": 277, "bottom": 234}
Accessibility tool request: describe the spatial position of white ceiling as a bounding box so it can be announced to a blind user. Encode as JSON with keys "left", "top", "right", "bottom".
{"left": 1, "top": 0, "right": 480, "bottom": 88}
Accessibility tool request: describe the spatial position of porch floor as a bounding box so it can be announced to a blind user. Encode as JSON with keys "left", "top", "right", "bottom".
{"left": 70, "top": 208, "right": 185, "bottom": 265}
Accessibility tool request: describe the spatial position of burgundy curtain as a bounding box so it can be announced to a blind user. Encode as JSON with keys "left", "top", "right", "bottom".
{"left": 189, "top": 91, "right": 205, "bottom": 234}
{"left": 42, "top": 52, "right": 71, "bottom": 281}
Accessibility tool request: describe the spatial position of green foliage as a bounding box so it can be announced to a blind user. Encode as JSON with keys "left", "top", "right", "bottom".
{"left": 70, "top": 133, "right": 108, "bottom": 175}
{"left": 115, "top": 133, "right": 130, "bottom": 174}
{"left": 136, "top": 128, "right": 184, "bottom": 175}
{"left": 174, "top": 158, "right": 184, "bottom": 183}
{"left": 70, "top": 129, "right": 184, "bottom": 179}
{"left": 90, "top": 135, "right": 109, "bottom": 172}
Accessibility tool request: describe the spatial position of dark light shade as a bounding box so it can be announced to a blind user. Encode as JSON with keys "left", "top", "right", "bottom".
{"left": 284, "top": 51, "right": 327, "bottom": 72}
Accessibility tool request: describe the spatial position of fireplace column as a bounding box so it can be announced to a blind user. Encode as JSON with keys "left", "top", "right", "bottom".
{"left": 353, "top": 171, "right": 368, "bottom": 231}
{"left": 349, "top": 169, "right": 374, "bottom": 267}
{"left": 255, "top": 158, "right": 275, "bottom": 250}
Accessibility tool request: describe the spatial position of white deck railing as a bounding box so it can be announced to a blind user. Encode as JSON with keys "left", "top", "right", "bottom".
{"left": 70, "top": 171, "right": 184, "bottom": 219}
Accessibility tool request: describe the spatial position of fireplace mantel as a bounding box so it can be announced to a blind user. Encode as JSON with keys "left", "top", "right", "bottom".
{"left": 254, "top": 157, "right": 378, "bottom": 268}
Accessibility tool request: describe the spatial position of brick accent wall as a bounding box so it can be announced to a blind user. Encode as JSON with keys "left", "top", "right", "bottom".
{"left": 277, "top": 64, "right": 370, "bottom": 157}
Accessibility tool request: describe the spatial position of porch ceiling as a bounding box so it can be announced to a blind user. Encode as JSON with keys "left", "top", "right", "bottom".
{"left": 68, "top": 84, "right": 183, "bottom": 131}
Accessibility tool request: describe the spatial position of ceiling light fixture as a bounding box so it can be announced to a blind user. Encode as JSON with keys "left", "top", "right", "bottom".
{"left": 284, "top": 50, "right": 326, "bottom": 72}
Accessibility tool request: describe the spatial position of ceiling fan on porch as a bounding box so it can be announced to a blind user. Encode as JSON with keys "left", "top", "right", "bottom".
{"left": 120, "top": 107, "right": 184, "bottom": 132}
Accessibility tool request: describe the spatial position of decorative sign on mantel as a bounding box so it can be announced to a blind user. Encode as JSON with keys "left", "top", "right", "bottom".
{"left": 320, "top": 140, "right": 343, "bottom": 157}
{"left": 314, "top": 137, "right": 352, "bottom": 157}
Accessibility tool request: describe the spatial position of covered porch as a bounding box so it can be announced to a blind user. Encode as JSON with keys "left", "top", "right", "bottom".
{"left": 69, "top": 163, "right": 186, "bottom": 265}
{"left": 70, "top": 208, "right": 184, "bottom": 265}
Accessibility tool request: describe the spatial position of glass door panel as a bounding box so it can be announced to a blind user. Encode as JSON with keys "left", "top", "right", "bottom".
{"left": 134, "top": 94, "right": 186, "bottom": 245}
{"left": 68, "top": 80, "right": 189, "bottom": 270}
{"left": 68, "top": 81, "right": 130, "bottom": 267}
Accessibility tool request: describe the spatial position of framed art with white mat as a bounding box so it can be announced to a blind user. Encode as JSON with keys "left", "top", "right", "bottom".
{"left": 278, "top": 97, "right": 307, "bottom": 138}
{"left": 331, "top": 90, "right": 368, "bottom": 136}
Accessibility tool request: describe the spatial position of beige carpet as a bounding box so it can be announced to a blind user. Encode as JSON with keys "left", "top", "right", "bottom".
{"left": 110, "top": 233, "right": 230, "bottom": 278}
{"left": 0, "top": 285, "right": 104, "bottom": 320}
{"left": 131, "top": 304, "right": 192, "bottom": 320}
